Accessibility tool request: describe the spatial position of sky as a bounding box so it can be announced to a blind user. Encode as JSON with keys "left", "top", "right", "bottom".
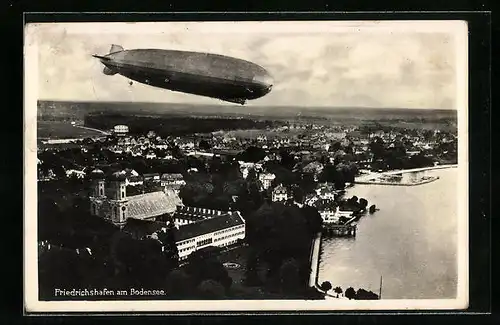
{"left": 30, "top": 21, "right": 465, "bottom": 109}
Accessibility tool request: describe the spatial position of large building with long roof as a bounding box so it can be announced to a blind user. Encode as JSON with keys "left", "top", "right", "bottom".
{"left": 120, "top": 206, "right": 246, "bottom": 261}
{"left": 89, "top": 169, "right": 182, "bottom": 227}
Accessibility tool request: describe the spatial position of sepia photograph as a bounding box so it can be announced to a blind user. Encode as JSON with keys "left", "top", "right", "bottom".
{"left": 24, "top": 19, "right": 468, "bottom": 313}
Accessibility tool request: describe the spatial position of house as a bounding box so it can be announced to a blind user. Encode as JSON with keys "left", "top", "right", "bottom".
{"left": 145, "top": 151, "right": 157, "bottom": 159}
{"left": 65, "top": 169, "right": 86, "bottom": 179}
{"left": 304, "top": 194, "right": 319, "bottom": 206}
{"left": 315, "top": 183, "right": 336, "bottom": 201}
{"left": 126, "top": 176, "right": 143, "bottom": 186}
{"left": 302, "top": 161, "right": 324, "bottom": 181}
{"left": 272, "top": 184, "right": 288, "bottom": 202}
{"left": 238, "top": 161, "right": 256, "bottom": 179}
{"left": 160, "top": 173, "right": 185, "bottom": 186}
{"left": 258, "top": 173, "right": 276, "bottom": 190}
{"left": 143, "top": 173, "right": 161, "bottom": 182}
{"left": 319, "top": 207, "right": 338, "bottom": 224}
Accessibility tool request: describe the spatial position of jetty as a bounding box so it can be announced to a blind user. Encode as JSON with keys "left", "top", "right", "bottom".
{"left": 355, "top": 164, "right": 456, "bottom": 186}
{"left": 322, "top": 216, "right": 357, "bottom": 237}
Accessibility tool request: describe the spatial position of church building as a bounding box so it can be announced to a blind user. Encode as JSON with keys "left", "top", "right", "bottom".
{"left": 89, "top": 169, "right": 182, "bottom": 227}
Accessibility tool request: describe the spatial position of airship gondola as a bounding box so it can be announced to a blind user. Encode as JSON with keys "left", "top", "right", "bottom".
{"left": 93, "top": 44, "right": 273, "bottom": 105}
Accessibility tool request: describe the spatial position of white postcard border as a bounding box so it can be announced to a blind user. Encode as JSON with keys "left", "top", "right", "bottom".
{"left": 24, "top": 19, "right": 469, "bottom": 313}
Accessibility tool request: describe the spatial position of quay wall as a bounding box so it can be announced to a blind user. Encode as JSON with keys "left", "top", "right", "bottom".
{"left": 356, "top": 176, "right": 440, "bottom": 186}
{"left": 308, "top": 232, "right": 322, "bottom": 289}
{"left": 355, "top": 164, "right": 456, "bottom": 183}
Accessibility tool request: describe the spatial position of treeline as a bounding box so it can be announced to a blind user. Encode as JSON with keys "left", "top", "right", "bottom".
{"left": 84, "top": 114, "right": 282, "bottom": 137}
{"left": 37, "top": 194, "right": 322, "bottom": 300}
{"left": 38, "top": 196, "right": 238, "bottom": 300}
{"left": 243, "top": 203, "right": 323, "bottom": 298}
{"left": 38, "top": 197, "right": 180, "bottom": 300}
{"left": 369, "top": 136, "right": 437, "bottom": 171}
{"left": 319, "top": 282, "right": 379, "bottom": 300}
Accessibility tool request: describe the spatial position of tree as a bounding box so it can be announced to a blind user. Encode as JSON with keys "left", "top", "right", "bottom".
{"left": 292, "top": 185, "right": 304, "bottom": 203}
{"left": 334, "top": 286, "right": 343, "bottom": 298}
{"left": 329, "top": 141, "right": 341, "bottom": 152}
{"left": 279, "top": 258, "right": 300, "bottom": 294}
{"left": 356, "top": 288, "right": 379, "bottom": 300}
{"left": 345, "top": 287, "right": 356, "bottom": 300}
{"left": 301, "top": 205, "right": 323, "bottom": 234}
{"left": 244, "top": 248, "right": 262, "bottom": 286}
{"left": 185, "top": 248, "right": 232, "bottom": 291}
{"left": 156, "top": 224, "right": 180, "bottom": 268}
{"left": 279, "top": 149, "right": 295, "bottom": 170}
{"left": 165, "top": 269, "right": 194, "bottom": 299}
{"left": 199, "top": 139, "right": 211, "bottom": 151}
{"left": 359, "top": 198, "right": 368, "bottom": 210}
{"left": 369, "top": 137, "right": 386, "bottom": 160}
{"left": 319, "top": 281, "right": 332, "bottom": 293}
{"left": 197, "top": 279, "right": 226, "bottom": 299}
{"left": 238, "top": 146, "right": 266, "bottom": 163}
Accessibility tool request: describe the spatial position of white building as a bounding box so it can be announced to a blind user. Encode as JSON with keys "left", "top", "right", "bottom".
{"left": 173, "top": 206, "right": 232, "bottom": 226}
{"left": 113, "top": 124, "right": 129, "bottom": 136}
{"left": 319, "top": 207, "right": 339, "bottom": 224}
{"left": 315, "top": 185, "right": 335, "bottom": 201}
{"left": 160, "top": 173, "right": 186, "bottom": 187}
{"left": 145, "top": 151, "right": 157, "bottom": 159}
{"left": 143, "top": 173, "right": 161, "bottom": 182}
{"left": 65, "top": 169, "right": 86, "bottom": 179}
{"left": 171, "top": 211, "right": 246, "bottom": 260}
{"left": 336, "top": 210, "right": 354, "bottom": 219}
{"left": 126, "top": 176, "right": 143, "bottom": 186}
{"left": 272, "top": 185, "right": 288, "bottom": 202}
{"left": 258, "top": 173, "right": 276, "bottom": 190}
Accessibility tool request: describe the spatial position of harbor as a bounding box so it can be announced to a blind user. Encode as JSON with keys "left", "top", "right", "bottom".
{"left": 355, "top": 164, "right": 457, "bottom": 186}
{"left": 322, "top": 216, "right": 358, "bottom": 237}
{"left": 317, "top": 168, "right": 458, "bottom": 299}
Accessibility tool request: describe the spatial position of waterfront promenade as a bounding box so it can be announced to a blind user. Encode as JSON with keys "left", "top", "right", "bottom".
{"left": 309, "top": 232, "right": 345, "bottom": 299}
{"left": 309, "top": 232, "right": 322, "bottom": 288}
{"left": 355, "top": 164, "right": 457, "bottom": 184}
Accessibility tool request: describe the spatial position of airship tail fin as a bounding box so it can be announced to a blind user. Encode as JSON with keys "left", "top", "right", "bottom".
{"left": 103, "top": 66, "right": 118, "bottom": 75}
{"left": 109, "top": 44, "right": 124, "bottom": 54}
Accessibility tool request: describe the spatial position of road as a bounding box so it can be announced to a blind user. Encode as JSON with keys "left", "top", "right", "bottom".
{"left": 74, "top": 125, "right": 111, "bottom": 136}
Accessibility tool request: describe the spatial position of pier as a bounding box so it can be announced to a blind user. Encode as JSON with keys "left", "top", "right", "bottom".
{"left": 355, "top": 164, "right": 457, "bottom": 183}
{"left": 322, "top": 216, "right": 358, "bottom": 237}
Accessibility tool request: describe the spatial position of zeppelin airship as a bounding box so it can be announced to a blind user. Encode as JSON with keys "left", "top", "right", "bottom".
{"left": 93, "top": 44, "right": 274, "bottom": 105}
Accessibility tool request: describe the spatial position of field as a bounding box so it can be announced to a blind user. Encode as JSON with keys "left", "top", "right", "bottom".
{"left": 219, "top": 128, "right": 306, "bottom": 140}
{"left": 37, "top": 121, "right": 105, "bottom": 139}
{"left": 38, "top": 100, "right": 458, "bottom": 133}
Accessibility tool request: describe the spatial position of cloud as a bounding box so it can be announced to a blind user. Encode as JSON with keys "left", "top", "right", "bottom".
{"left": 34, "top": 23, "right": 459, "bottom": 109}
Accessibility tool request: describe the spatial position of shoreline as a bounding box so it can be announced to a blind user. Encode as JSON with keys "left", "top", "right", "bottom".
{"left": 308, "top": 232, "right": 322, "bottom": 289}
{"left": 355, "top": 164, "right": 457, "bottom": 185}
{"left": 356, "top": 175, "right": 440, "bottom": 186}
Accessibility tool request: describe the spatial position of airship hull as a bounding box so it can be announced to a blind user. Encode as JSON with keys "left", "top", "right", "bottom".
{"left": 94, "top": 46, "right": 273, "bottom": 104}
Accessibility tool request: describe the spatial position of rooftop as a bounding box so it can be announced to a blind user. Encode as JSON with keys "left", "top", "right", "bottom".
{"left": 174, "top": 212, "right": 245, "bottom": 242}
{"left": 161, "top": 173, "right": 184, "bottom": 181}
{"left": 174, "top": 206, "right": 231, "bottom": 223}
{"left": 127, "top": 189, "right": 182, "bottom": 220}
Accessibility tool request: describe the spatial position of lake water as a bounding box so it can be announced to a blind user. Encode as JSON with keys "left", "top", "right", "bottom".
{"left": 317, "top": 168, "right": 458, "bottom": 299}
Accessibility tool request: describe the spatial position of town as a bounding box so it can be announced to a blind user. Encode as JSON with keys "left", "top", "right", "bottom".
{"left": 37, "top": 112, "right": 457, "bottom": 300}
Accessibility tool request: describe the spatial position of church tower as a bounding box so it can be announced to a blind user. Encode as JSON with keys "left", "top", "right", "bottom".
{"left": 89, "top": 169, "right": 106, "bottom": 216}
{"left": 108, "top": 171, "right": 129, "bottom": 227}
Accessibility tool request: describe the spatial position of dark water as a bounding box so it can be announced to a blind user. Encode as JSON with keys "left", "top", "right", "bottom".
{"left": 318, "top": 169, "right": 458, "bottom": 299}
